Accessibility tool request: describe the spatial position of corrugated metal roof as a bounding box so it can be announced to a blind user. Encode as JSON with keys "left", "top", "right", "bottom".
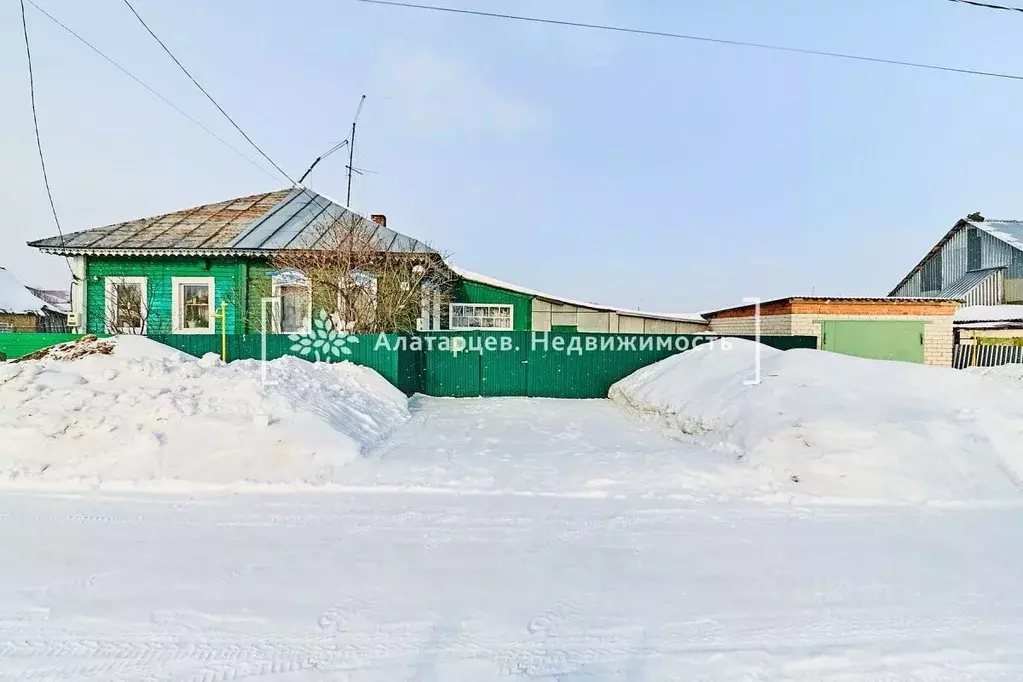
{"left": 936, "top": 267, "right": 1004, "bottom": 299}
{"left": 228, "top": 188, "right": 435, "bottom": 253}
{"left": 28, "top": 188, "right": 435, "bottom": 256}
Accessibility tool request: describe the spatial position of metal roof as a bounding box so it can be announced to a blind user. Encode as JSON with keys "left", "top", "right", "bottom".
{"left": 28, "top": 187, "right": 435, "bottom": 256}
{"left": 890, "top": 216, "right": 1023, "bottom": 296}
{"left": 936, "top": 267, "right": 1005, "bottom": 299}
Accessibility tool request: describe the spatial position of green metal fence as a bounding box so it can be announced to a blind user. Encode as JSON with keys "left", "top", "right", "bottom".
{"left": 0, "top": 333, "right": 92, "bottom": 361}
{"left": 3, "top": 331, "right": 816, "bottom": 398}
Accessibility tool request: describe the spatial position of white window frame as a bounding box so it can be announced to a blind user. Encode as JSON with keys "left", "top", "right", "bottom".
{"left": 448, "top": 303, "right": 514, "bottom": 331}
{"left": 271, "top": 271, "right": 311, "bottom": 334}
{"left": 171, "top": 276, "right": 216, "bottom": 335}
{"left": 104, "top": 276, "right": 148, "bottom": 334}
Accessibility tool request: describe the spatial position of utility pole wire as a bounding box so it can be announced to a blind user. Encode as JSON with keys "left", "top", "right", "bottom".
{"left": 25, "top": 0, "right": 280, "bottom": 184}
{"left": 947, "top": 0, "right": 1023, "bottom": 13}
{"left": 121, "top": 0, "right": 297, "bottom": 185}
{"left": 19, "top": 0, "right": 72, "bottom": 275}
{"left": 355, "top": 0, "right": 1023, "bottom": 82}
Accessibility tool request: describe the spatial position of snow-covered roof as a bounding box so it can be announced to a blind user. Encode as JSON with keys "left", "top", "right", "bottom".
{"left": 0, "top": 267, "right": 49, "bottom": 315}
{"left": 954, "top": 304, "right": 1023, "bottom": 324}
{"left": 451, "top": 265, "right": 707, "bottom": 324}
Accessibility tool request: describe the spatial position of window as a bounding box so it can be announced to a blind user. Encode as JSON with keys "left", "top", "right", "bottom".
{"left": 271, "top": 271, "right": 311, "bottom": 334}
{"left": 337, "top": 271, "right": 378, "bottom": 331}
{"left": 104, "top": 277, "right": 147, "bottom": 333}
{"left": 171, "top": 277, "right": 215, "bottom": 334}
{"left": 449, "top": 303, "right": 514, "bottom": 330}
{"left": 0, "top": 321, "right": 12, "bottom": 333}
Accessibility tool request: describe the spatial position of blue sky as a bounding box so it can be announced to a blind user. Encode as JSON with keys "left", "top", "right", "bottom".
{"left": 4, "top": 0, "right": 1023, "bottom": 312}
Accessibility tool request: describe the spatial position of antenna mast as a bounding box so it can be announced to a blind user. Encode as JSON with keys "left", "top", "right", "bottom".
{"left": 347, "top": 94, "right": 366, "bottom": 206}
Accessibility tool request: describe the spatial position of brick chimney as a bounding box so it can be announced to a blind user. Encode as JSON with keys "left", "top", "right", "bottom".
{"left": 370, "top": 214, "right": 387, "bottom": 227}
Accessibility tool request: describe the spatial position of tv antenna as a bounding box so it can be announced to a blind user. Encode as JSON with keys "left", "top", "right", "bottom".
{"left": 297, "top": 138, "right": 349, "bottom": 184}
{"left": 347, "top": 94, "right": 367, "bottom": 206}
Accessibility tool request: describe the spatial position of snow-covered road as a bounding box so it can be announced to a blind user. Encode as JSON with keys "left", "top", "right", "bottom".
{"left": 2, "top": 398, "right": 1022, "bottom": 680}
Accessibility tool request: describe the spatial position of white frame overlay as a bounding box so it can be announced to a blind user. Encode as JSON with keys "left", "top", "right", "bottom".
{"left": 104, "top": 276, "right": 148, "bottom": 334}
{"left": 171, "top": 276, "right": 216, "bottom": 335}
{"left": 448, "top": 303, "right": 514, "bottom": 331}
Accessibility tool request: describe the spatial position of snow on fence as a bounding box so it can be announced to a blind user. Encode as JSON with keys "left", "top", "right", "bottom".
{"left": 3, "top": 331, "right": 816, "bottom": 398}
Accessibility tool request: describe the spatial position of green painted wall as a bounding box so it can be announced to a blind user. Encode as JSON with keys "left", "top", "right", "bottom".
{"left": 452, "top": 281, "right": 533, "bottom": 331}
{"left": 819, "top": 320, "right": 925, "bottom": 363}
{"left": 86, "top": 257, "right": 247, "bottom": 335}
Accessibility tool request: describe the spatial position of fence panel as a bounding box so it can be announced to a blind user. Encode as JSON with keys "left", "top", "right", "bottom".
{"left": 6, "top": 331, "right": 818, "bottom": 397}
{"left": 0, "top": 333, "right": 86, "bottom": 360}
{"left": 953, "top": 342, "right": 1023, "bottom": 369}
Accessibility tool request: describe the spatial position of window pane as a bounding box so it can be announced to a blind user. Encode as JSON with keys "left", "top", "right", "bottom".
{"left": 280, "top": 284, "right": 308, "bottom": 332}
{"left": 115, "top": 283, "right": 143, "bottom": 328}
{"left": 181, "top": 284, "right": 210, "bottom": 328}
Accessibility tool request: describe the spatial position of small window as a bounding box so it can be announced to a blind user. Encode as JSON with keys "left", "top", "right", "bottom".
{"left": 171, "top": 277, "right": 215, "bottom": 334}
{"left": 271, "top": 271, "right": 311, "bottom": 334}
{"left": 449, "top": 303, "right": 514, "bottom": 330}
{"left": 104, "top": 277, "right": 147, "bottom": 333}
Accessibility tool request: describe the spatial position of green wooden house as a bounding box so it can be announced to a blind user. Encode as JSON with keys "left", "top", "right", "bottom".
{"left": 29, "top": 187, "right": 707, "bottom": 337}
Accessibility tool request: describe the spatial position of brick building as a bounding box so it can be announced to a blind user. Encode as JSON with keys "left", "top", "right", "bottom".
{"left": 705, "top": 297, "right": 959, "bottom": 366}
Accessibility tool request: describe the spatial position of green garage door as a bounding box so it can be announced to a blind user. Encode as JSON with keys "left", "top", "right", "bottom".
{"left": 819, "top": 320, "right": 925, "bottom": 364}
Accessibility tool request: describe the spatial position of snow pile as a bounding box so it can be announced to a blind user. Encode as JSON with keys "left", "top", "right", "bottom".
{"left": 0, "top": 336, "right": 409, "bottom": 489}
{"left": 610, "top": 339, "right": 1023, "bottom": 502}
{"left": 966, "top": 362, "right": 1023, "bottom": 382}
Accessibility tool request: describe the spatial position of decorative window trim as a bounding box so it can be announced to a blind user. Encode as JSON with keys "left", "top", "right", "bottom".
{"left": 171, "top": 276, "right": 216, "bottom": 335}
{"left": 448, "top": 303, "right": 514, "bottom": 331}
{"left": 271, "top": 271, "right": 311, "bottom": 334}
{"left": 104, "top": 276, "right": 148, "bottom": 334}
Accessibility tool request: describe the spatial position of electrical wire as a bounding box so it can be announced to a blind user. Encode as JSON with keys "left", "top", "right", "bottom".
{"left": 121, "top": 0, "right": 296, "bottom": 184}
{"left": 24, "top": 0, "right": 281, "bottom": 184}
{"left": 19, "top": 0, "right": 72, "bottom": 275}
{"left": 947, "top": 0, "right": 1023, "bottom": 13}
{"left": 355, "top": 0, "right": 1023, "bottom": 82}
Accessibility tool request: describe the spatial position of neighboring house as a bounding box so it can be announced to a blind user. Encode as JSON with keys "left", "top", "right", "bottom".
{"left": 28, "top": 187, "right": 706, "bottom": 336}
{"left": 890, "top": 213, "right": 1023, "bottom": 305}
{"left": 704, "top": 297, "right": 959, "bottom": 366}
{"left": 0, "top": 267, "right": 69, "bottom": 333}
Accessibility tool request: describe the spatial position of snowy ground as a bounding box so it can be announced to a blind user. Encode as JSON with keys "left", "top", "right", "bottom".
{"left": 3, "top": 398, "right": 1023, "bottom": 680}
{"left": 2, "top": 486, "right": 1023, "bottom": 680}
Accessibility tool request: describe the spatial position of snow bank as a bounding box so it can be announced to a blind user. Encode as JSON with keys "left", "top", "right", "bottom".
{"left": 610, "top": 339, "right": 1023, "bottom": 502}
{"left": 0, "top": 336, "right": 409, "bottom": 489}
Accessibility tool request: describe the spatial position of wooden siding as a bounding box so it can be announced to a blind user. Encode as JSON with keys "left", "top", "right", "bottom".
{"left": 453, "top": 281, "right": 533, "bottom": 331}
{"left": 86, "top": 257, "right": 247, "bottom": 334}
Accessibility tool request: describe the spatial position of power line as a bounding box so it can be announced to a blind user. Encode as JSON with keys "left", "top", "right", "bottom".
{"left": 355, "top": 0, "right": 1023, "bottom": 82}
{"left": 947, "top": 0, "right": 1023, "bottom": 13}
{"left": 121, "top": 0, "right": 297, "bottom": 184}
{"left": 24, "top": 0, "right": 281, "bottom": 184}
{"left": 18, "top": 0, "right": 72, "bottom": 275}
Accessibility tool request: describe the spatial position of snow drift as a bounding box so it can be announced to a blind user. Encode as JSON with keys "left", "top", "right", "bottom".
{"left": 0, "top": 336, "right": 409, "bottom": 489}
{"left": 610, "top": 339, "right": 1023, "bottom": 502}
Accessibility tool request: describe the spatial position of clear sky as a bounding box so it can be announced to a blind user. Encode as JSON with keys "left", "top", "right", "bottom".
{"left": 4, "top": 0, "right": 1023, "bottom": 313}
